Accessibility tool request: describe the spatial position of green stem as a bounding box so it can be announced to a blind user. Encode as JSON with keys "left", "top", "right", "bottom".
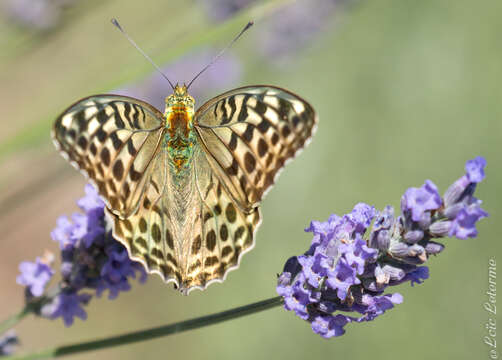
{"left": 0, "top": 306, "right": 31, "bottom": 335}
{"left": 6, "top": 296, "right": 283, "bottom": 360}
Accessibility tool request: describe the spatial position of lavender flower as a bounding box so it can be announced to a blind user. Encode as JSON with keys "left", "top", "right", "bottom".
{"left": 48, "top": 292, "right": 92, "bottom": 327}
{"left": 16, "top": 254, "right": 54, "bottom": 297}
{"left": 0, "top": 330, "right": 19, "bottom": 356}
{"left": 277, "top": 157, "right": 488, "bottom": 338}
{"left": 115, "top": 49, "right": 242, "bottom": 111}
{"left": 18, "top": 184, "right": 146, "bottom": 327}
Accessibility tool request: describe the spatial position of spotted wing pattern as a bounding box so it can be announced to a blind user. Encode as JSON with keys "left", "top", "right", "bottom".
{"left": 53, "top": 86, "right": 317, "bottom": 294}
{"left": 52, "top": 95, "right": 165, "bottom": 219}
{"left": 110, "top": 146, "right": 261, "bottom": 293}
{"left": 194, "top": 85, "right": 317, "bottom": 211}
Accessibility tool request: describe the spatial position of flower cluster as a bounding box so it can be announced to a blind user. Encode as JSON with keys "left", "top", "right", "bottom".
{"left": 277, "top": 157, "right": 488, "bottom": 338}
{"left": 17, "top": 184, "right": 147, "bottom": 327}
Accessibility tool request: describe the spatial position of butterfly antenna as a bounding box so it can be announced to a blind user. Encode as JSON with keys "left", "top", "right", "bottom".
{"left": 111, "top": 18, "right": 175, "bottom": 90}
{"left": 186, "top": 21, "right": 253, "bottom": 90}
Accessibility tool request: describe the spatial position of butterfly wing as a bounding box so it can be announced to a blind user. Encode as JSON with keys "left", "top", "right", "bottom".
{"left": 194, "top": 85, "right": 317, "bottom": 211}
{"left": 186, "top": 146, "right": 261, "bottom": 291}
{"left": 52, "top": 95, "right": 165, "bottom": 218}
{"left": 110, "top": 144, "right": 261, "bottom": 293}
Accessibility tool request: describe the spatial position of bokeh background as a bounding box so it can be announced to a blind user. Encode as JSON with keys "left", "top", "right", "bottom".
{"left": 0, "top": 0, "right": 500, "bottom": 359}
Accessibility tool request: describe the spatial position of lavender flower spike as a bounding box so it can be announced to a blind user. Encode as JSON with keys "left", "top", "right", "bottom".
{"left": 21, "top": 183, "right": 147, "bottom": 326}
{"left": 277, "top": 157, "right": 488, "bottom": 338}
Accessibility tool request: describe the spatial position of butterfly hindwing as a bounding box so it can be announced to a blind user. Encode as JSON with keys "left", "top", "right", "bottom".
{"left": 110, "top": 144, "right": 260, "bottom": 293}
{"left": 194, "top": 86, "right": 317, "bottom": 211}
{"left": 52, "top": 95, "right": 165, "bottom": 218}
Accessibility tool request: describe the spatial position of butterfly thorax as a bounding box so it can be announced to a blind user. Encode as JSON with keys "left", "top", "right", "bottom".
{"left": 164, "top": 85, "right": 197, "bottom": 171}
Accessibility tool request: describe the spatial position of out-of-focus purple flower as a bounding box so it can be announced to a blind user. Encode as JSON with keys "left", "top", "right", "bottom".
{"left": 0, "top": 330, "right": 19, "bottom": 356}
{"left": 197, "top": 0, "right": 257, "bottom": 22}
{"left": 198, "top": 0, "right": 347, "bottom": 66}
{"left": 257, "top": 0, "right": 339, "bottom": 64}
{"left": 49, "top": 292, "right": 92, "bottom": 327}
{"left": 51, "top": 216, "right": 75, "bottom": 250}
{"left": 115, "top": 49, "right": 242, "bottom": 111}
{"left": 16, "top": 254, "right": 54, "bottom": 297}
{"left": 77, "top": 184, "right": 104, "bottom": 212}
{"left": 3, "top": 0, "right": 76, "bottom": 30}
{"left": 277, "top": 157, "right": 487, "bottom": 338}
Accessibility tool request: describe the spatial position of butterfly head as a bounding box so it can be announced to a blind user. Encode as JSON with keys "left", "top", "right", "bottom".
{"left": 165, "top": 84, "right": 195, "bottom": 115}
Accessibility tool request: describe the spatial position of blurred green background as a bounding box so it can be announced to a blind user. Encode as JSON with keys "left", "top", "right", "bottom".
{"left": 0, "top": 0, "right": 500, "bottom": 359}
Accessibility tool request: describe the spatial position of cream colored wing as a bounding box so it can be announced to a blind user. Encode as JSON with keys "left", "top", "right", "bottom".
{"left": 194, "top": 85, "right": 317, "bottom": 212}
{"left": 111, "top": 145, "right": 260, "bottom": 294}
{"left": 52, "top": 95, "right": 165, "bottom": 218}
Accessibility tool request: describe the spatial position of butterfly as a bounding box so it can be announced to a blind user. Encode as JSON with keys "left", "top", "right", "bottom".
{"left": 53, "top": 82, "right": 317, "bottom": 294}
{"left": 52, "top": 19, "right": 317, "bottom": 294}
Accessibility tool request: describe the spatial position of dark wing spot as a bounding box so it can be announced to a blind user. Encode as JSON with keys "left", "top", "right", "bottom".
{"left": 100, "top": 147, "right": 111, "bottom": 166}
{"left": 138, "top": 217, "right": 147, "bottom": 233}
{"left": 166, "top": 229, "right": 174, "bottom": 250}
{"left": 151, "top": 223, "right": 161, "bottom": 243}
{"left": 192, "top": 235, "right": 202, "bottom": 254}
{"left": 220, "top": 224, "right": 228, "bottom": 241}
{"left": 281, "top": 126, "right": 291, "bottom": 138}
{"left": 206, "top": 230, "right": 217, "bottom": 251}
{"left": 123, "top": 219, "right": 133, "bottom": 231}
{"left": 227, "top": 159, "right": 239, "bottom": 176}
{"left": 129, "top": 165, "right": 142, "bottom": 181}
{"left": 127, "top": 138, "right": 137, "bottom": 156}
{"left": 257, "top": 138, "right": 268, "bottom": 157}
{"left": 96, "top": 128, "right": 106, "bottom": 142}
{"left": 67, "top": 129, "right": 77, "bottom": 140}
{"left": 112, "top": 160, "right": 124, "bottom": 180}
{"left": 229, "top": 133, "right": 238, "bottom": 151}
{"left": 243, "top": 125, "right": 254, "bottom": 142}
{"left": 135, "top": 236, "right": 148, "bottom": 250}
{"left": 110, "top": 132, "right": 122, "bottom": 151}
{"left": 204, "top": 256, "right": 219, "bottom": 267}
{"left": 221, "top": 245, "right": 233, "bottom": 257}
{"left": 90, "top": 142, "right": 97, "bottom": 156}
{"left": 77, "top": 136, "right": 88, "bottom": 150}
{"left": 292, "top": 115, "right": 300, "bottom": 128}
{"left": 257, "top": 120, "right": 270, "bottom": 133}
{"left": 151, "top": 248, "right": 164, "bottom": 261}
{"left": 235, "top": 226, "right": 245, "bottom": 239}
{"left": 225, "top": 203, "right": 237, "bottom": 223}
{"left": 254, "top": 101, "right": 267, "bottom": 115}
{"left": 271, "top": 132, "right": 279, "bottom": 145}
{"left": 244, "top": 152, "right": 256, "bottom": 173}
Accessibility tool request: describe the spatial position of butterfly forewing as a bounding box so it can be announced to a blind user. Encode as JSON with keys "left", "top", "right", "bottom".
{"left": 52, "top": 95, "right": 165, "bottom": 218}
{"left": 194, "top": 86, "right": 317, "bottom": 210}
